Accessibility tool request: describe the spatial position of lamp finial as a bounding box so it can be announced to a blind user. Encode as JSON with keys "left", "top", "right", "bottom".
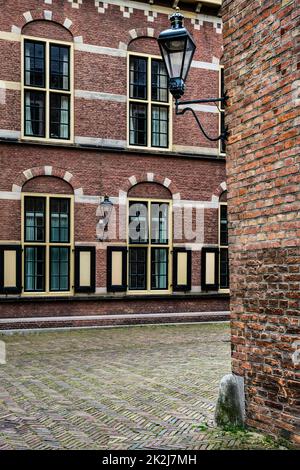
{"left": 170, "top": 9, "right": 184, "bottom": 29}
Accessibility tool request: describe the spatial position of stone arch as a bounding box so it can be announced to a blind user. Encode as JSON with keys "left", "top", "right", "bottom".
{"left": 12, "top": 166, "right": 83, "bottom": 195}
{"left": 219, "top": 190, "right": 227, "bottom": 202}
{"left": 123, "top": 173, "right": 181, "bottom": 201}
{"left": 119, "top": 26, "right": 161, "bottom": 51}
{"left": 11, "top": 9, "right": 81, "bottom": 38}
{"left": 22, "top": 176, "right": 74, "bottom": 195}
{"left": 22, "top": 19, "right": 73, "bottom": 42}
{"left": 211, "top": 181, "right": 227, "bottom": 203}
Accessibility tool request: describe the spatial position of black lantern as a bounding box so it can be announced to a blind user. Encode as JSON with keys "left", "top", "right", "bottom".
{"left": 158, "top": 10, "right": 196, "bottom": 99}
{"left": 157, "top": 10, "right": 228, "bottom": 143}
{"left": 97, "top": 195, "right": 114, "bottom": 241}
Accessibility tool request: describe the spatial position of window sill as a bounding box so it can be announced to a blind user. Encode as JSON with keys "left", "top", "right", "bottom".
{"left": 21, "top": 136, "right": 74, "bottom": 145}
{"left": 0, "top": 138, "right": 227, "bottom": 161}
{"left": 127, "top": 144, "right": 172, "bottom": 152}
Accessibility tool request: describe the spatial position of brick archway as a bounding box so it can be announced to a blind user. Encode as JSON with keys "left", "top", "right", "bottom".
{"left": 123, "top": 173, "right": 181, "bottom": 200}
{"left": 211, "top": 181, "right": 227, "bottom": 202}
{"left": 12, "top": 166, "right": 83, "bottom": 195}
{"left": 119, "top": 26, "right": 161, "bottom": 51}
{"left": 11, "top": 9, "right": 80, "bottom": 37}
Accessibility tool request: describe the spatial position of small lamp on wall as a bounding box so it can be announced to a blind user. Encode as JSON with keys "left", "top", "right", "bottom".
{"left": 97, "top": 195, "right": 114, "bottom": 241}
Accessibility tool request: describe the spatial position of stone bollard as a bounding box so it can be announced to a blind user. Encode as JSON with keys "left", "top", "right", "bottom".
{"left": 215, "top": 373, "right": 245, "bottom": 428}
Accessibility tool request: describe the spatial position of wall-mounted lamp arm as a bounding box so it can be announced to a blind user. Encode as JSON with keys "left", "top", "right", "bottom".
{"left": 175, "top": 93, "right": 229, "bottom": 142}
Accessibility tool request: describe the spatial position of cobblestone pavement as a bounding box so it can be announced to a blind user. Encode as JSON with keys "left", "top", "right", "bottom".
{"left": 0, "top": 323, "right": 285, "bottom": 450}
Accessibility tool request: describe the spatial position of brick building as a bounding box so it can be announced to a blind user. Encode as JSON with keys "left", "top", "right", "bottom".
{"left": 222, "top": 0, "right": 299, "bottom": 444}
{"left": 0, "top": 0, "right": 229, "bottom": 329}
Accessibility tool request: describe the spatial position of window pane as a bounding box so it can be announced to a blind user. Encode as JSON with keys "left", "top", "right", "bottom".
{"left": 50, "top": 247, "right": 70, "bottom": 291}
{"left": 220, "top": 205, "right": 228, "bottom": 246}
{"left": 24, "top": 40, "right": 45, "bottom": 87}
{"left": 151, "top": 203, "right": 169, "bottom": 244}
{"left": 129, "top": 57, "right": 147, "bottom": 100}
{"left": 50, "top": 45, "right": 70, "bottom": 91}
{"left": 50, "top": 198, "right": 70, "bottom": 242}
{"left": 220, "top": 248, "right": 229, "bottom": 289}
{"left": 24, "top": 246, "right": 45, "bottom": 292}
{"left": 129, "top": 103, "right": 147, "bottom": 146}
{"left": 151, "top": 105, "right": 168, "bottom": 148}
{"left": 151, "top": 60, "right": 168, "bottom": 102}
{"left": 129, "top": 202, "right": 148, "bottom": 244}
{"left": 24, "top": 91, "right": 45, "bottom": 137}
{"left": 50, "top": 93, "right": 70, "bottom": 139}
{"left": 151, "top": 248, "right": 168, "bottom": 290}
{"left": 129, "top": 248, "right": 147, "bottom": 290}
{"left": 25, "top": 197, "right": 45, "bottom": 242}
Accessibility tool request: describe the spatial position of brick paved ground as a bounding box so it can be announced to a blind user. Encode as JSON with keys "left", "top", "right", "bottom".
{"left": 0, "top": 323, "right": 289, "bottom": 450}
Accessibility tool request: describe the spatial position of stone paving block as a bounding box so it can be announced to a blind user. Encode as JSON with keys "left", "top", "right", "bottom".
{"left": 0, "top": 324, "right": 289, "bottom": 450}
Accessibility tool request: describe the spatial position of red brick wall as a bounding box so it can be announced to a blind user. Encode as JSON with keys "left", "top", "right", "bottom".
{"left": 128, "top": 182, "right": 171, "bottom": 199}
{"left": 22, "top": 176, "right": 73, "bottom": 194}
{"left": 223, "top": 0, "right": 299, "bottom": 444}
{"left": 0, "top": 143, "right": 226, "bottom": 306}
{"left": 22, "top": 19, "right": 73, "bottom": 41}
{"left": 129, "top": 37, "right": 161, "bottom": 55}
{"left": 0, "top": 1, "right": 227, "bottom": 319}
{"left": 0, "top": 200, "right": 20, "bottom": 240}
{"left": 0, "top": 0, "right": 222, "bottom": 151}
{"left": 0, "top": 144, "right": 225, "bottom": 199}
{"left": 0, "top": 296, "right": 228, "bottom": 319}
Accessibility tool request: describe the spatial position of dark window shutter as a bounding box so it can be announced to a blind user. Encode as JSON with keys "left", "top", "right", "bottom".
{"left": 173, "top": 247, "right": 192, "bottom": 291}
{"left": 201, "top": 247, "right": 219, "bottom": 291}
{"left": 0, "top": 245, "right": 22, "bottom": 294}
{"left": 107, "top": 246, "right": 127, "bottom": 292}
{"left": 74, "top": 246, "right": 96, "bottom": 293}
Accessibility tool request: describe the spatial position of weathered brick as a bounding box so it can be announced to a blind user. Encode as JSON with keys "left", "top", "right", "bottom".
{"left": 223, "top": 0, "right": 300, "bottom": 443}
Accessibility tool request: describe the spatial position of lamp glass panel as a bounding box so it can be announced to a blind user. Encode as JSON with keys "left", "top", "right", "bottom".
{"left": 160, "top": 38, "right": 186, "bottom": 79}
{"left": 181, "top": 37, "right": 195, "bottom": 81}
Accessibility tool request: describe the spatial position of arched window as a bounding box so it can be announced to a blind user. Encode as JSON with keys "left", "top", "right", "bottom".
{"left": 22, "top": 177, "right": 74, "bottom": 294}
{"left": 22, "top": 22, "right": 73, "bottom": 142}
{"left": 127, "top": 40, "right": 172, "bottom": 150}
{"left": 126, "top": 182, "right": 171, "bottom": 292}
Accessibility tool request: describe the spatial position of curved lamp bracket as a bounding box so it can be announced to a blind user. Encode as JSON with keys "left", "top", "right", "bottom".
{"left": 175, "top": 93, "right": 229, "bottom": 142}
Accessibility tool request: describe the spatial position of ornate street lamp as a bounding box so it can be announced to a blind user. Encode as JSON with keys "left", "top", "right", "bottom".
{"left": 158, "top": 10, "right": 228, "bottom": 142}
{"left": 158, "top": 10, "right": 196, "bottom": 100}
{"left": 97, "top": 195, "right": 114, "bottom": 241}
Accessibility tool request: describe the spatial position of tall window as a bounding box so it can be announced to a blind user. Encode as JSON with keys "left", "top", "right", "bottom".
{"left": 23, "top": 195, "right": 73, "bottom": 293}
{"left": 219, "top": 67, "right": 226, "bottom": 155}
{"left": 23, "top": 37, "right": 72, "bottom": 141}
{"left": 128, "top": 200, "right": 170, "bottom": 291}
{"left": 128, "top": 54, "right": 171, "bottom": 149}
{"left": 219, "top": 192, "right": 229, "bottom": 289}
